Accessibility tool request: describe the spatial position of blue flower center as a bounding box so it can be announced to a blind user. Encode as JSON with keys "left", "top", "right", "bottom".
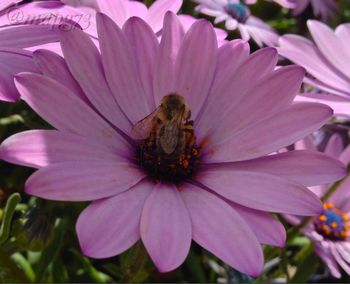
{"left": 314, "top": 203, "right": 349, "bottom": 241}
{"left": 224, "top": 2, "right": 250, "bottom": 23}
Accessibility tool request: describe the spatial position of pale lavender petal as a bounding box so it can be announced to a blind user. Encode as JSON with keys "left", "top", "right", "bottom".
{"left": 307, "top": 20, "right": 350, "bottom": 80}
{"left": 60, "top": 27, "right": 132, "bottom": 133}
{"left": 203, "top": 150, "right": 345, "bottom": 187}
{"left": 146, "top": 0, "right": 182, "bottom": 32}
{"left": 97, "top": 13, "right": 152, "bottom": 124}
{"left": 324, "top": 134, "right": 344, "bottom": 159}
{"left": 0, "top": 48, "right": 38, "bottom": 102}
{"left": 25, "top": 161, "right": 145, "bottom": 201}
{"left": 340, "top": 144, "right": 350, "bottom": 165}
{"left": 33, "top": 49, "right": 87, "bottom": 102}
{"left": 230, "top": 203, "right": 286, "bottom": 247}
{"left": 331, "top": 243, "right": 350, "bottom": 275}
{"left": 153, "top": 11, "right": 185, "bottom": 104}
{"left": 0, "top": 0, "right": 21, "bottom": 11}
{"left": 278, "top": 34, "right": 350, "bottom": 94}
{"left": 196, "top": 47, "right": 277, "bottom": 139}
{"left": 123, "top": 17, "right": 158, "bottom": 110}
{"left": 206, "top": 103, "right": 332, "bottom": 162}
{"left": 127, "top": 1, "right": 148, "bottom": 18}
{"left": 206, "top": 66, "right": 305, "bottom": 143}
{"left": 330, "top": 176, "right": 350, "bottom": 212}
{"left": 77, "top": 181, "right": 153, "bottom": 258}
{"left": 95, "top": 0, "right": 128, "bottom": 27}
{"left": 0, "top": 25, "right": 59, "bottom": 49}
{"left": 182, "top": 184, "right": 263, "bottom": 277}
{"left": 0, "top": 130, "right": 130, "bottom": 168}
{"left": 196, "top": 169, "right": 322, "bottom": 215}
{"left": 315, "top": 244, "right": 342, "bottom": 279}
{"left": 141, "top": 183, "right": 191, "bottom": 272}
{"left": 14, "top": 73, "right": 123, "bottom": 145}
{"left": 173, "top": 19, "right": 217, "bottom": 119}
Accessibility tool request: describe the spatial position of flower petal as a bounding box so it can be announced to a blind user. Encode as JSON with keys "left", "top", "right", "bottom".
{"left": 153, "top": 11, "right": 184, "bottom": 104}
{"left": 25, "top": 161, "right": 145, "bottom": 201}
{"left": 60, "top": 27, "right": 131, "bottom": 133}
{"left": 33, "top": 49, "right": 87, "bottom": 103}
{"left": 314, "top": 244, "right": 341, "bottom": 279}
{"left": 97, "top": 13, "right": 152, "bottom": 124}
{"left": 207, "top": 103, "right": 332, "bottom": 162}
{"left": 182, "top": 184, "right": 263, "bottom": 277}
{"left": 95, "top": 0, "right": 129, "bottom": 27}
{"left": 141, "top": 183, "right": 191, "bottom": 272}
{"left": 229, "top": 203, "right": 286, "bottom": 247}
{"left": 196, "top": 168, "right": 322, "bottom": 215}
{"left": 146, "top": 0, "right": 183, "bottom": 32}
{"left": 123, "top": 17, "right": 158, "bottom": 110}
{"left": 0, "top": 130, "right": 130, "bottom": 168}
{"left": 204, "top": 150, "right": 346, "bottom": 187}
{"left": 173, "top": 19, "right": 217, "bottom": 119}
{"left": 324, "top": 134, "right": 344, "bottom": 159}
{"left": 14, "top": 72, "right": 123, "bottom": 146}
{"left": 77, "top": 181, "right": 153, "bottom": 258}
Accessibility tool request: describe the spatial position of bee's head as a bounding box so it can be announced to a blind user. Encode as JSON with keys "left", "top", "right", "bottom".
{"left": 162, "top": 94, "right": 191, "bottom": 119}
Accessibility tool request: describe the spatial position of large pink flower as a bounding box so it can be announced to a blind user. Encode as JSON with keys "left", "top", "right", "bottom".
{"left": 291, "top": 0, "right": 338, "bottom": 21}
{"left": 0, "top": 12, "right": 345, "bottom": 276}
{"left": 278, "top": 20, "right": 350, "bottom": 117}
{"left": 286, "top": 135, "right": 350, "bottom": 278}
{"left": 194, "top": 0, "right": 279, "bottom": 46}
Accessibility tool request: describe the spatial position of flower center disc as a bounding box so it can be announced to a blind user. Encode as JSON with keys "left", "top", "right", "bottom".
{"left": 136, "top": 95, "right": 201, "bottom": 184}
{"left": 313, "top": 203, "right": 350, "bottom": 241}
{"left": 224, "top": 2, "right": 251, "bottom": 23}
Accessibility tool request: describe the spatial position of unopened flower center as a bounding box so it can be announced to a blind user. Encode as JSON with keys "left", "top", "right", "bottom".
{"left": 134, "top": 94, "right": 201, "bottom": 184}
{"left": 224, "top": 1, "right": 250, "bottom": 23}
{"left": 313, "top": 203, "right": 350, "bottom": 241}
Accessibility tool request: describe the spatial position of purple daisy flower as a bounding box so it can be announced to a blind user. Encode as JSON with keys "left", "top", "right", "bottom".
{"left": 193, "top": 0, "right": 279, "bottom": 46}
{"left": 278, "top": 20, "right": 350, "bottom": 118}
{"left": 0, "top": 12, "right": 345, "bottom": 276}
{"left": 287, "top": 134, "right": 350, "bottom": 278}
{"left": 291, "top": 0, "right": 338, "bottom": 21}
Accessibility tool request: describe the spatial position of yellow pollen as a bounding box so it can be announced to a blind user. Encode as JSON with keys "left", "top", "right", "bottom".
{"left": 342, "top": 213, "right": 349, "bottom": 221}
{"left": 319, "top": 215, "right": 327, "bottom": 222}
{"left": 331, "top": 222, "right": 338, "bottom": 229}
{"left": 322, "top": 224, "right": 330, "bottom": 232}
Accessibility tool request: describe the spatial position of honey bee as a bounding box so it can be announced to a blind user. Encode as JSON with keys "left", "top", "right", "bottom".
{"left": 131, "top": 94, "right": 195, "bottom": 157}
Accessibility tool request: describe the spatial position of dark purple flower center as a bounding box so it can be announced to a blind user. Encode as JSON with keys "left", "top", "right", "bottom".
{"left": 313, "top": 203, "right": 349, "bottom": 241}
{"left": 135, "top": 95, "right": 202, "bottom": 184}
{"left": 224, "top": 2, "right": 251, "bottom": 23}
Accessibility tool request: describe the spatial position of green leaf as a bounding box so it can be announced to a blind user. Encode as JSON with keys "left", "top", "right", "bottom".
{"left": 0, "top": 193, "right": 21, "bottom": 246}
{"left": 289, "top": 252, "right": 318, "bottom": 283}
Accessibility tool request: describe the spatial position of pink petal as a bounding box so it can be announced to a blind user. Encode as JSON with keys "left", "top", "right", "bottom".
{"left": 14, "top": 73, "right": 123, "bottom": 146}
{"left": 0, "top": 130, "right": 130, "bottom": 168}
{"left": 0, "top": 25, "right": 60, "bottom": 49}
{"left": 33, "top": 49, "right": 87, "bottom": 103}
{"left": 141, "top": 183, "right": 191, "bottom": 272}
{"left": 307, "top": 20, "right": 350, "bottom": 80}
{"left": 340, "top": 144, "right": 350, "bottom": 165}
{"left": 173, "top": 19, "right": 217, "bottom": 119}
{"left": 203, "top": 150, "right": 346, "bottom": 187}
{"left": 153, "top": 11, "right": 184, "bottom": 104}
{"left": 146, "top": 0, "right": 182, "bottom": 32}
{"left": 97, "top": 13, "right": 152, "bottom": 124}
{"left": 95, "top": 0, "right": 129, "bottom": 27}
{"left": 77, "top": 181, "right": 153, "bottom": 258}
{"left": 324, "top": 134, "right": 344, "bottom": 159}
{"left": 329, "top": 176, "right": 350, "bottom": 212}
{"left": 0, "top": 48, "right": 39, "bottom": 102}
{"left": 331, "top": 243, "right": 350, "bottom": 275}
{"left": 206, "top": 66, "right": 305, "bottom": 144}
{"left": 230, "top": 203, "right": 286, "bottom": 247}
{"left": 25, "top": 161, "right": 145, "bottom": 201}
{"left": 182, "top": 184, "right": 263, "bottom": 277}
{"left": 315, "top": 244, "right": 341, "bottom": 279}
{"left": 196, "top": 168, "right": 322, "bottom": 215}
{"left": 60, "top": 27, "right": 131, "bottom": 133}
{"left": 207, "top": 103, "right": 332, "bottom": 162}
{"left": 196, "top": 47, "right": 277, "bottom": 139}
{"left": 278, "top": 34, "right": 350, "bottom": 94}
{"left": 123, "top": 17, "right": 158, "bottom": 110}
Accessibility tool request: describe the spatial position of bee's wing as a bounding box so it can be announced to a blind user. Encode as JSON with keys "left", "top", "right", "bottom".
{"left": 159, "top": 112, "right": 185, "bottom": 155}
{"left": 130, "top": 109, "right": 159, "bottom": 140}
